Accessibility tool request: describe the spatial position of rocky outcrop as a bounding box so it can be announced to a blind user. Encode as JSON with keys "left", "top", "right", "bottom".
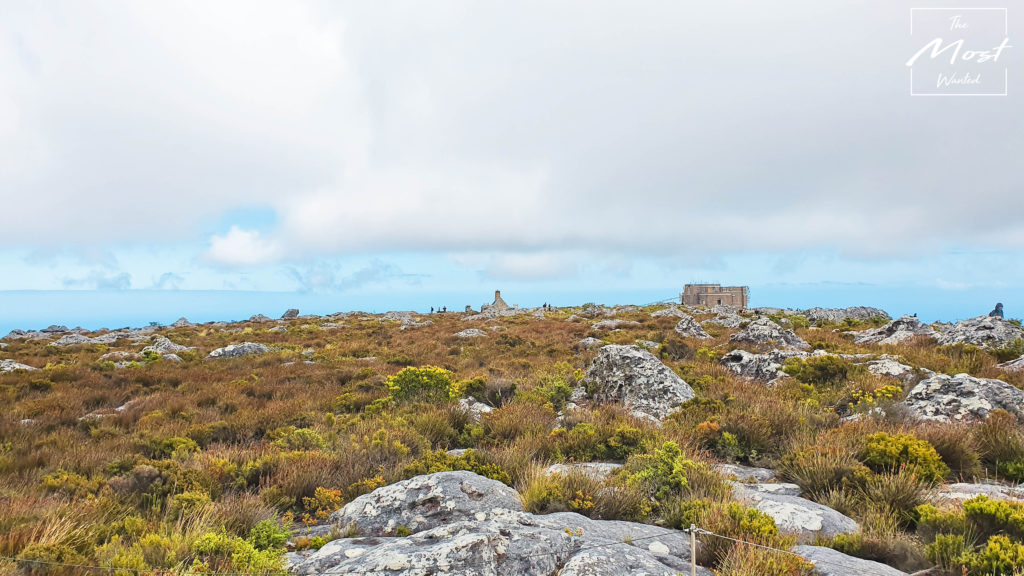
{"left": 720, "top": 349, "right": 812, "bottom": 384}
{"left": 291, "top": 471, "right": 711, "bottom": 576}
{"left": 674, "top": 315, "right": 712, "bottom": 339}
{"left": 454, "top": 329, "right": 487, "bottom": 339}
{"left": 171, "top": 317, "right": 193, "bottom": 328}
{"left": 249, "top": 314, "right": 273, "bottom": 323}
{"left": 936, "top": 316, "right": 1024, "bottom": 349}
{"left": 729, "top": 318, "right": 809, "bottom": 350}
{"left": 854, "top": 316, "right": 936, "bottom": 345}
{"left": 803, "top": 307, "right": 890, "bottom": 326}
{"left": 142, "top": 336, "right": 194, "bottom": 356}
{"left": 582, "top": 345, "right": 695, "bottom": 422}
{"left": 458, "top": 398, "right": 492, "bottom": 422}
{"left": 732, "top": 485, "right": 859, "bottom": 542}
{"left": 792, "top": 545, "right": 907, "bottom": 576}
{"left": 578, "top": 303, "right": 614, "bottom": 318}
{"left": 1, "top": 359, "right": 38, "bottom": 372}
{"left": 206, "top": 342, "right": 271, "bottom": 359}
{"left": 902, "top": 373, "right": 1024, "bottom": 422}
{"left": 281, "top": 308, "right": 300, "bottom": 319}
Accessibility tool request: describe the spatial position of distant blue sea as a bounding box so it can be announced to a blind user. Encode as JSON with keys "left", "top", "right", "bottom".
{"left": 0, "top": 286, "right": 1012, "bottom": 335}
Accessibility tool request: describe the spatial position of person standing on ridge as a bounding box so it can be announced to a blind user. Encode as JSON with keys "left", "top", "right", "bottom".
{"left": 989, "top": 303, "right": 1004, "bottom": 319}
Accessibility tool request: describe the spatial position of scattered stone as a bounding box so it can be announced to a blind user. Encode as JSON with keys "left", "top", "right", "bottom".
{"left": 543, "top": 462, "right": 622, "bottom": 480}
{"left": 936, "top": 316, "right": 1024, "bottom": 349}
{"left": 792, "top": 545, "right": 908, "bottom": 576}
{"left": 733, "top": 484, "right": 859, "bottom": 542}
{"left": 282, "top": 308, "right": 300, "bottom": 319}
{"left": 674, "top": 315, "right": 712, "bottom": 339}
{"left": 902, "top": 373, "right": 1024, "bottom": 422}
{"left": 142, "top": 335, "right": 194, "bottom": 355}
{"left": 206, "top": 342, "right": 271, "bottom": 359}
{"left": 591, "top": 319, "right": 641, "bottom": 331}
{"left": 578, "top": 303, "right": 614, "bottom": 318}
{"left": 249, "top": 314, "right": 273, "bottom": 323}
{"left": 268, "top": 326, "right": 287, "bottom": 333}
{"left": 733, "top": 482, "right": 802, "bottom": 497}
{"left": 42, "top": 325, "right": 70, "bottom": 333}
{"left": 454, "top": 329, "right": 487, "bottom": 339}
{"left": 162, "top": 354, "right": 183, "bottom": 362}
{"left": 854, "top": 316, "right": 936, "bottom": 345}
{"left": 171, "top": 317, "right": 193, "bottom": 328}
{"left": 1, "top": 359, "right": 38, "bottom": 372}
{"left": 582, "top": 345, "right": 695, "bottom": 422}
{"left": 803, "top": 307, "right": 890, "bottom": 325}
{"left": 577, "top": 337, "right": 604, "bottom": 350}
{"left": 729, "top": 318, "right": 809, "bottom": 350}
{"left": 715, "top": 463, "right": 776, "bottom": 483}
{"left": 636, "top": 340, "right": 660, "bottom": 350}
{"left": 99, "top": 351, "right": 143, "bottom": 363}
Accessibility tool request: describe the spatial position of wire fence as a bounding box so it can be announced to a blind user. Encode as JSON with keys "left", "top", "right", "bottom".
{"left": 0, "top": 522, "right": 885, "bottom": 576}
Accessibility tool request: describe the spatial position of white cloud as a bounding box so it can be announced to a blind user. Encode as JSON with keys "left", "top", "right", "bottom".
{"left": 62, "top": 271, "right": 132, "bottom": 290}
{"left": 204, "top": 227, "right": 283, "bottom": 268}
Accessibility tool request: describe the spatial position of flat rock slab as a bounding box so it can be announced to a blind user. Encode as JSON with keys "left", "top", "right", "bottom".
{"left": 206, "top": 342, "right": 271, "bottom": 359}
{"left": 733, "top": 485, "right": 859, "bottom": 542}
{"left": 543, "top": 462, "right": 622, "bottom": 480}
{"left": 299, "top": 471, "right": 713, "bottom": 576}
{"left": 854, "top": 316, "right": 935, "bottom": 345}
{"left": 674, "top": 315, "right": 712, "bottom": 339}
{"left": 937, "top": 316, "right": 1024, "bottom": 349}
{"left": 792, "top": 545, "right": 907, "bottom": 576}
{"left": 0, "top": 359, "right": 38, "bottom": 372}
{"left": 729, "top": 318, "right": 809, "bottom": 350}
{"left": 715, "top": 463, "right": 776, "bottom": 483}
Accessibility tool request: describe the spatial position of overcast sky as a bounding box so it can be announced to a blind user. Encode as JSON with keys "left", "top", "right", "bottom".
{"left": 0, "top": 0, "right": 1019, "bottom": 327}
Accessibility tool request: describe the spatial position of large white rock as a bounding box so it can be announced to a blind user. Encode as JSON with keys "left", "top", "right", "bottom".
{"left": 0, "top": 359, "right": 39, "bottom": 372}
{"left": 582, "top": 345, "right": 695, "bottom": 422}
{"left": 1000, "top": 355, "right": 1024, "bottom": 371}
{"left": 803, "top": 307, "right": 890, "bottom": 326}
{"left": 902, "top": 373, "right": 1024, "bottom": 422}
{"left": 934, "top": 482, "right": 1024, "bottom": 503}
{"left": 142, "top": 335, "right": 195, "bottom": 355}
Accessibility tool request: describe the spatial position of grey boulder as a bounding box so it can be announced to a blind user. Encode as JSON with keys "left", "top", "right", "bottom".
{"left": 792, "top": 545, "right": 907, "bottom": 576}
{"left": 591, "top": 319, "right": 641, "bottom": 331}
{"left": 142, "top": 335, "right": 194, "bottom": 355}
{"left": 282, "top": 308, "right": 300, "bottom": 319}
{"left": 650, "top": 306, "right": 688, "bottom": 319}
{"left": 1000, "top": 356, "right": 1024, "bottom": 371}
{"left": 729, "top": 318, "right": 809, "bottom": 350}
{"left": 454, "top": 329, "right": 487, "bottom": 339}
{"left": 206, "top": 342, "right": 271, "bottom": 359}
{"left": 582, "top": 345, "right": 695, "bottom": 422}
{"left": 803, "top": 307, "right": 890, "bottom": 325}
{"left": 934, "top": 482, "right": 1024, "bottom": 503}
{"left": 902, "top": 373, "right": 1024, "bottom": 422}
{"left": 577, "top": 337, "right": 604, "bottom": 350}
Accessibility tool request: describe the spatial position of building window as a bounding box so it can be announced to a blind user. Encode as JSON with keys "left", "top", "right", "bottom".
{"left": 717, "top": 299, "right": 722, "bottom": 305}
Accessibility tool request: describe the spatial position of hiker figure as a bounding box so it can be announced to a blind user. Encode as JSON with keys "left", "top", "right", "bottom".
{"left": 442, "top": 306, "right": 447, "bottom": 313}
{"left": 430, "top": 307, "right": 434, "bottom": 314}
{"left": 989, "top": 303, "right": 1005, "bottom": 319}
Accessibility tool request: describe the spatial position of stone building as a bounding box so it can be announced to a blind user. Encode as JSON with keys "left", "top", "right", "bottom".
{"left": 681, "top": 284, "right": 749, "bottom": 309}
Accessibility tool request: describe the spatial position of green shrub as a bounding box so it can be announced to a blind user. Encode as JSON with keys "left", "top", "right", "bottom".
{"left": 401, "top": 450, "right": 512, "bottom": 485}
{"left": 992, "top": 338, "right": 1024, "bottom": 363}
{"left": 623, "top": 441, "right": 729, "bottom": 503}
{"left": 783, "top": 356, "right": 860, "bottom": 388}
{"left": 926, "top": 533, "right": 968, "bottom": 572}
{"left": 522, "top": 470, "right": 649, "bottom": 521}
{"left": 960, "top": 534, "right": 1024, "bottom": 576}
{"left": 269, "top": 427, "right": 327, "bottom": 451}
{"left": 248, "top": 519, "right": 290, "bottom": 551}
{"left": 518, "top": 378, "right": 573, "bottom": 411}
{"left": 778, "top": 447, "right": 870, "bottom": 497}
{"left": 191, "top": 530, "right": 286, "bottom": 574}
{"left": 963, "top": 495, "right": 1024, "bottom": 541}
{"left": 146, "top": 436, "right": 200, "bottom": 459}
{"left": 386, "top": 366, "right": 455, "bottom": 403}
{"left": 859, "top": 432, "right": 949, "bottom": 484}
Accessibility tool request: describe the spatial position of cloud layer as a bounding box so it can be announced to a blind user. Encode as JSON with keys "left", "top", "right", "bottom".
{"left": 1, "top": 1, "right": 1020, "bottom": 274}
